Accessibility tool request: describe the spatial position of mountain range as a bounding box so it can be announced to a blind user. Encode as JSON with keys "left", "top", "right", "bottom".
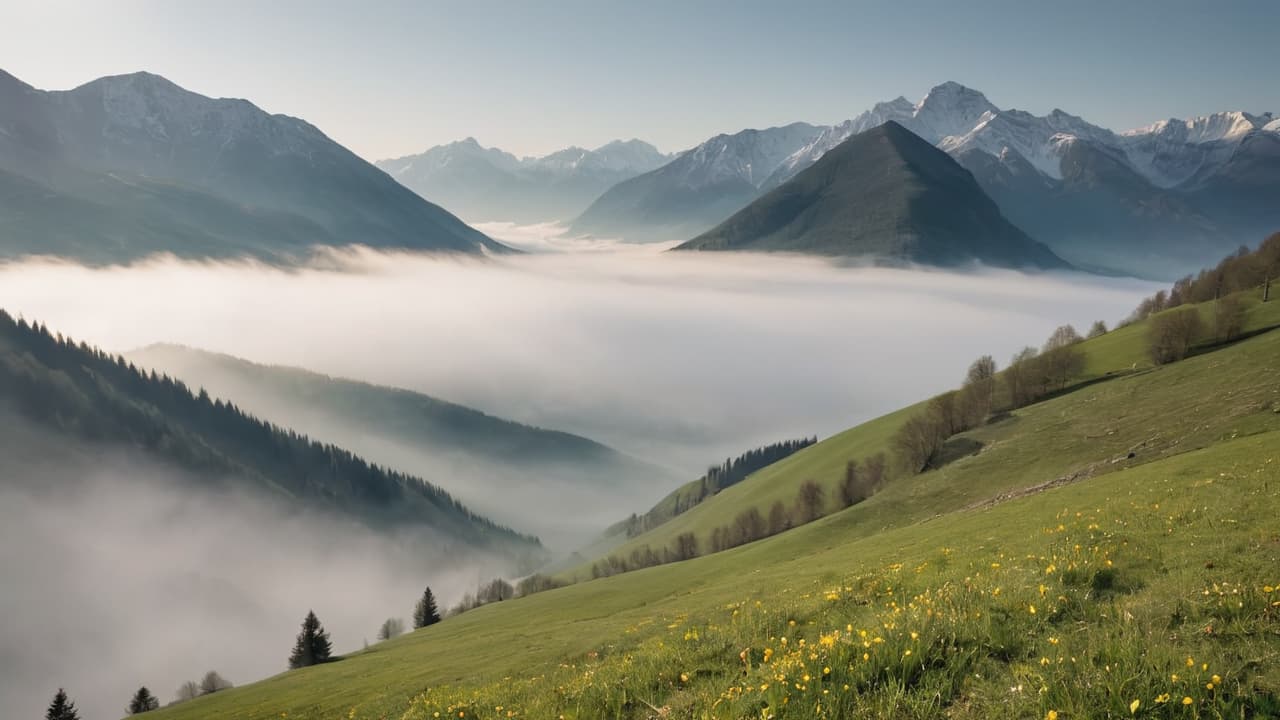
{"left": 126, "top": 344, "right": 677, "bottom": 549}
{"left": 570, "top": 123, "right": 822, "bottom": 242}
{"left": 0, "top": 69, "right": 508, "bottom": 264}
{"left": 676, "top": 122, "right": 1069, "bottom": 270}
{"left": 376, "top": 138, "right": 671, "bottom": 224}
{"left": 572, "top": 82, "right": 1279, "bottom": 278}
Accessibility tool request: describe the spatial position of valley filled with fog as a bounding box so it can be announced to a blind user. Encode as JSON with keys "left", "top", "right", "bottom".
{"left": 0, "top": 243, "right": 1159, "bottom": 474}
{"left": 0, "top": 419, "right": 504, "bottom": 720}
{"left": 0, "top": 243, "right": 1162, "bottom": 474}
{"left": 0, "top": 240, "right": 1168, "bottom": 719}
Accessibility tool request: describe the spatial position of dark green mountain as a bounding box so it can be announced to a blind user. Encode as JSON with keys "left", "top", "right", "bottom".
{"left": 0, "top": 69, "right": 509, "bottom": 264}
{"left": 125, "top": 344, "right": 677, "bottom": 549}
{"left": 0, "top": 310, "right": 542, "bottom": 562}
{"left": 675, "top": 122, "right": 1069, "bottom": 270}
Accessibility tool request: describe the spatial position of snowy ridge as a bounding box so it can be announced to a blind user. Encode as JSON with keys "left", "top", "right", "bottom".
{"left": 768, "top": 82, "right": 1275, "bottom": 190}
{"left": 1115, "top": 111, "right": 1277, "bottom": 187}
{"left": 668, "top": 123, "right": 821, "bottom": 190}
{"left": 764, "top": 98, "right": 914, "bottom": 187}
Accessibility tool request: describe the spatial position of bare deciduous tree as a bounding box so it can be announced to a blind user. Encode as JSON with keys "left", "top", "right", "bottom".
{"left": 731, "top": 507, "right": 767, "bottom": 545}
{"left": 795, "top": 480, "right": 826, "bottom": 523}
{"left": 672, "top": 532, "right": 699, "bottom": 561}
{"left": 767, "top": 501, "right": 791, "bottom": 536}
{"left": 1041, "top": 325, "right": 1085, "bottom": 390}
{"left": 1005, "top": 346, "right": 1039, "bottom": 408}
{"left": 174, "top": 681, "right": 201, "bottom": 703}
{"left": 1214, "top": 294, "right": 1246, "bottom": 341}
{"left": 377, "top": 617, "right": 405, "bottom": 641}
{"left": 892, "top": 411, "right": 946, "bottom": 474}
{"left": 199, "top": 671, "right": 232, "bottom": 695}
{"left": 1148, "top": 306, "right": 1203, "bottom": 364}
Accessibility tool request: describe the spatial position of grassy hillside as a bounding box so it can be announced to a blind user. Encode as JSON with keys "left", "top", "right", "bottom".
{"left": 578, "top": 288, "right": 1280, "bottom": 573}
{"left": 142, "top": 295, "right": 1280, "bottom": 719}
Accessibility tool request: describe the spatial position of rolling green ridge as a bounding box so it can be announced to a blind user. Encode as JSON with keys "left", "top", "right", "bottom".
{"left": 0, "top": 311, "right": 542, "bottom": 560}
{"left": 141, "top": 290, "right": 1280, "bottom": 719}
{"left": 125, "top": 344, "right": 663, "bottom": 479}
{"left": 601, "top": 438, "right": 814, "bottom": 542}
{"left": 577, "top": 288, "right": 1280, "bottom": 573}
{"left": 123, "top": 344, "right": 677, "bottom": 549}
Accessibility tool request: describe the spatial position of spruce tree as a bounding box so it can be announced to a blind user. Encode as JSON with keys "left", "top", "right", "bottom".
{"left": 128, "top": 686, "right": 160, "bottom": 714}
{"left": 46, "top": 689, "right": 80, "bottom": 720}
{"left": 413, "top": 586, "right": 441, "bottom": 629}
{"left": 288, "top": 610, "right": 333, "bottom": 669}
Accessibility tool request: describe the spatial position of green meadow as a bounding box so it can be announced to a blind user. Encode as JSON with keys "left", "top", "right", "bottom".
{"left": 148, "top": 290, "right": 1280, "bottom": 719}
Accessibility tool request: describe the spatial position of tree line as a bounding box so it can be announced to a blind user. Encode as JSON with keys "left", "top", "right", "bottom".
{"left": 41, "top": 672, "right": 233, "bottom": 720}
{"left": 1127, "top": 233, "right": 1280, "bottom": 324}
{"left": 609, "top": 437, "right": 817, "bottom": 539}
{"left": 0, "top": 310, "right": 540, "bottom": 554}
{"left": 1127, "top": 233, "right": 1277, "bottom": 365}
{"left": 44, "top": 586, "right": 445, "bottom": 717}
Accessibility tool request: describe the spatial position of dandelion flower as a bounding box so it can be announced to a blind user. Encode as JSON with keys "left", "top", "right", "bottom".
{"left": 1182, "top": 697, "right": 1193, "bottom": 705}
{"left": 1129, "top": 699, "right": 1140, "bottom": 714}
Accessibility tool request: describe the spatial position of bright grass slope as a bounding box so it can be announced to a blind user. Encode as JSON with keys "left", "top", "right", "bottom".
{"left": 144, "top": 292, "right": 1280, "bottom": 719}
{"left": 572, "top": 288, "right": 1280, "bottom": 574}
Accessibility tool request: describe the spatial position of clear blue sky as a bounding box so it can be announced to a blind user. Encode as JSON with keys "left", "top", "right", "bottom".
{"left": 2, "top": 0, "right": 1276, "bottom": 160}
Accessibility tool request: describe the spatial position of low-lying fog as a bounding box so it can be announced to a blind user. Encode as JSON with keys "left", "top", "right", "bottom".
{"left": 0, "top": 421, "right": 503, "bottom": 720}
{"left": 0, "top": 241, "right": 1162, "bottom": 717}
{"left": 0, "top": 244, "right": 1160, "bottom": 475}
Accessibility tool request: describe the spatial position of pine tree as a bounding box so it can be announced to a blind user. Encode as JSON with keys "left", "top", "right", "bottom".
{"left": 128, "top": 686, "right": 160, "bottom": 714}
{"left": 413, "top": 586, "right": 441, "bottom": 629}
{"left": 288, "top": 610, "right": 333, "bottom": 669}
{"left": 46, "top": 689, "right": 80, "bottom": 720}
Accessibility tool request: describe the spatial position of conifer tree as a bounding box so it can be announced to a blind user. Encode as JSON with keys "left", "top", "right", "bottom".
{"left": 288, "top": 610, "right": 333, "bottom": 669}
{"left": 413, "top": 587, "right": 441, "bottom": 629}
{"left": 46, "top": 689, "right": 80, "bottom": 720}
{"left": 128, "top": 686, "right": 160, "bottom": 714}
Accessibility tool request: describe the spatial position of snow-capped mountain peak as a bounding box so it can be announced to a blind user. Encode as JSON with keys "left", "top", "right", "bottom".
{"left": 674, "top": 123, "right": 822, "bottom": 190}
{"left": 910, "top": 81, "right": 1000, "bottom": 143}
{"left": 1115, "top": 110, "right": 1276, "bottom": 187}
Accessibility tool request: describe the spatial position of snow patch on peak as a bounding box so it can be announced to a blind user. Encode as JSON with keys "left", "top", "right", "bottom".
{"left": 1116, "top": 111, "right": 1273, "bottom": 187}
{"left": 674, "top": 123, "right": 822, "bottom": 190}
{"left": 1120, "top": 110, "right": 1265, "bottom": 145}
